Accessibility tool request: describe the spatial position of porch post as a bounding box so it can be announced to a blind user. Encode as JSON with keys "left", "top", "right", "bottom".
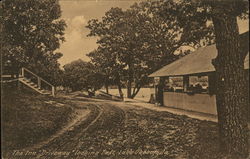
{"left": 208, "top": 73, "right": 216, "bottom": 95}
{"left": 154, "top": 77, "right": 160, "bottom": 104}
{"left": 183, "top": 75, "right": 189, "bottom": 92}
{"left": 158, "top": 77, "right": 165, "bottom": 106}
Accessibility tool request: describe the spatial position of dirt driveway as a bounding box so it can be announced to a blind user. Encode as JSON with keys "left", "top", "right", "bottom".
{"left": 4, "top": 95, "right": 220, "bottom": 159}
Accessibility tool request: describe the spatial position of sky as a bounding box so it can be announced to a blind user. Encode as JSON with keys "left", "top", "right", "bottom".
{"left": 57, "top": 0, "right": 249, "bottom": 66}
{"left": 57, "top": 0, "right": 140, "bottom": 66}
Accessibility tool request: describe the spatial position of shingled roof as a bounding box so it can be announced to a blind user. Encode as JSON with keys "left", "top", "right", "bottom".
{"left": 149, "top": 41, "right": 249, "bottom": 77}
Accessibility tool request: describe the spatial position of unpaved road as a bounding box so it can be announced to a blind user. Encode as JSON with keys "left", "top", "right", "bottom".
{"left": 4, "top": 96, "right": 219, "bottom": 159}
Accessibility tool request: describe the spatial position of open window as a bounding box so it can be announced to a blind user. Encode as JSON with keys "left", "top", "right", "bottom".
{"left": 163, "top": 75, "right": 210, "bottom": 94}
{"left": 187, "top": 76, "right": 209, "bottom": 94}
{"left": 164, "top": 77, "right": 184, "bottom": 92}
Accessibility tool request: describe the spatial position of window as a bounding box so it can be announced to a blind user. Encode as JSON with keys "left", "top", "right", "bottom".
{"left": 164, "top": 77, "right": 184, "bottom": 92}
{"left": 163, "top": 75, "right": 209, "bottom": 94}
{"left": 187, "top": 76, "right": 208, "bottom": 93}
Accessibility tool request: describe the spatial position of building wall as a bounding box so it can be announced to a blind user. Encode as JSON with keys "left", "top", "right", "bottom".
{"left": 163, "top": 92, "right": 217, "bottom": 115}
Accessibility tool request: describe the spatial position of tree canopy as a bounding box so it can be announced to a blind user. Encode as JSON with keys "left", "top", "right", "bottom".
{"left": 87, "top": 0, "right": 249, "bottom": 157}
{"left": 86, "top": 3, "right": 214, "bottom": 98}
{"left": 63, "top": 59, "right": 104, "bottom": 92}
{"left": 1, "top": 0, "right": 66, "bottom": 85}
{"left": 155, "top": 0, "right": 249, "bottom": 157}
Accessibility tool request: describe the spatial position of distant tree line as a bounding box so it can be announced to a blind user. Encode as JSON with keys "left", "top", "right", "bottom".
{"left": 62, "top": 59, "right": 103, "bottom": 92}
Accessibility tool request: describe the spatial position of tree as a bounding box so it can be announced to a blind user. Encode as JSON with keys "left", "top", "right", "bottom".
{"left": 88, "top": 48, "right": 126, "bottom": 98}
{"left": 209, "top": 1, "right": 249, "bottom": 157}
{"left": 86, "top": 5, "right": 214, "bottom": 98}
{"left": 1, "top": 0, "right": 66, "bottom": 84}
{"left": 155, "top": 0, "right": 249, "bottom": 157}
{"left": 63, "top": 59, "right": 104, "bottom": 92}
{"left": 88, "top": 48, "right": 120, "bottom": 94}
{"left": 30, "top": 52, "right": 64, "bottom": 86}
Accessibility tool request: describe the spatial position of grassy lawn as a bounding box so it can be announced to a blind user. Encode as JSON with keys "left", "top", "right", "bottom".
{"left": 1, "top": 83, "right": 73, "bottom": 151}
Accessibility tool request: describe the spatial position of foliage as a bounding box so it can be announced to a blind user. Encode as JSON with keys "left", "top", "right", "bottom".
{"left": 1, "top": 0, "right": 66, "bottom": 85}
{"left": 63, "top": 59, "right": 104, "bottom": 92}
{"left": 29, "top": 52, "right": 64, "bottom": 86}
{"left": 86, "top": 3, "right": 215, "bottom": 98}
{"left": 87, "top": 0, "right": 249, "bottom": 155}
{"left": 157, "top": 0, "right": 249, "bottom": 157}
{"left": 87, "top": 48, "right": 126, "bottom": 94}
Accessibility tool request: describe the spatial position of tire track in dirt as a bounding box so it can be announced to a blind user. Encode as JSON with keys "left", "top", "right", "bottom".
{"left": 4, "top": 101, "right": 103, "bottom": 159}
{"left": 69, "top": 102, "right": 127, "bottom": 159}
{"left": 21, "top": 107, "right": 91, "bottom": 152}
{"left": 4, "top": 98, "right": 127, "bottom": 159}
{"left": 61, "top": 102, "right": 127, "bottom": 150}
{"left": 29, "top": 98, "right": 127, "bottom": 159}
{"left": 34, "top": 102, "right": 103, "bottom": 150}
{"left": 36, "top": 101, "right": 126, "bottom": 159}
{"left": 48, "top": 103, "right": 104, "bottom": 151}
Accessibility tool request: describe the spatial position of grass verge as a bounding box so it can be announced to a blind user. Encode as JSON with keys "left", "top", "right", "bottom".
{"left": 1, "top": 83, "right": 73, "bottom": 151}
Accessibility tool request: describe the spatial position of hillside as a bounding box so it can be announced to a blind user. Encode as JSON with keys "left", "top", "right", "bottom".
{"left": 1, "top": 83, "right": 73, "bottom": 151}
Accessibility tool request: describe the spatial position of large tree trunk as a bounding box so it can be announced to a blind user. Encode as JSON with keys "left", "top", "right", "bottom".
{"left": 115, "top": 74, "right": 124, "bottom": 100}
{"left": 131, "top": 84, "right": 141, "bottom": 99}
{"left": 104, "top": 76, "right": 109, "bottom": 94}
{"left": 117, "top": 83, "right": 124, "bottom": 101}
{"left": 211, "top": 5, "right": 249, "bottom": 157}
{"left": 127, "top": 80, "right": 132, "bottom": 98}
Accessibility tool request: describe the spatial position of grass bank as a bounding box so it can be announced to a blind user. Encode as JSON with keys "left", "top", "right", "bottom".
{"left": 1, "top": 83, "right": 73, "bottom": 151}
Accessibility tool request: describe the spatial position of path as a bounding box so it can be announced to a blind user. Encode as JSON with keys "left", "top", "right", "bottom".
{"left": 123, "top": 98, "right": 218, "bottom": 122}
{"left": 5, "top": 95, "right": 220, "bottom": 159}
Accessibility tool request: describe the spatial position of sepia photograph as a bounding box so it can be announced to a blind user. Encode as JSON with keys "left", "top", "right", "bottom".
{"left": 1, "top": 0, "right": 249, "bottom": 158}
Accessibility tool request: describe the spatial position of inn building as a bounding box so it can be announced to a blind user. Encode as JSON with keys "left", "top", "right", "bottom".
{"left": 149, "top": 32, "right": 249, "bottom": 115}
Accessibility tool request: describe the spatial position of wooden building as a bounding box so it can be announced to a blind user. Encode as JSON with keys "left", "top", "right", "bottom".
{"left": 149, "top": 41, "right": 249, "bottom": 115}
